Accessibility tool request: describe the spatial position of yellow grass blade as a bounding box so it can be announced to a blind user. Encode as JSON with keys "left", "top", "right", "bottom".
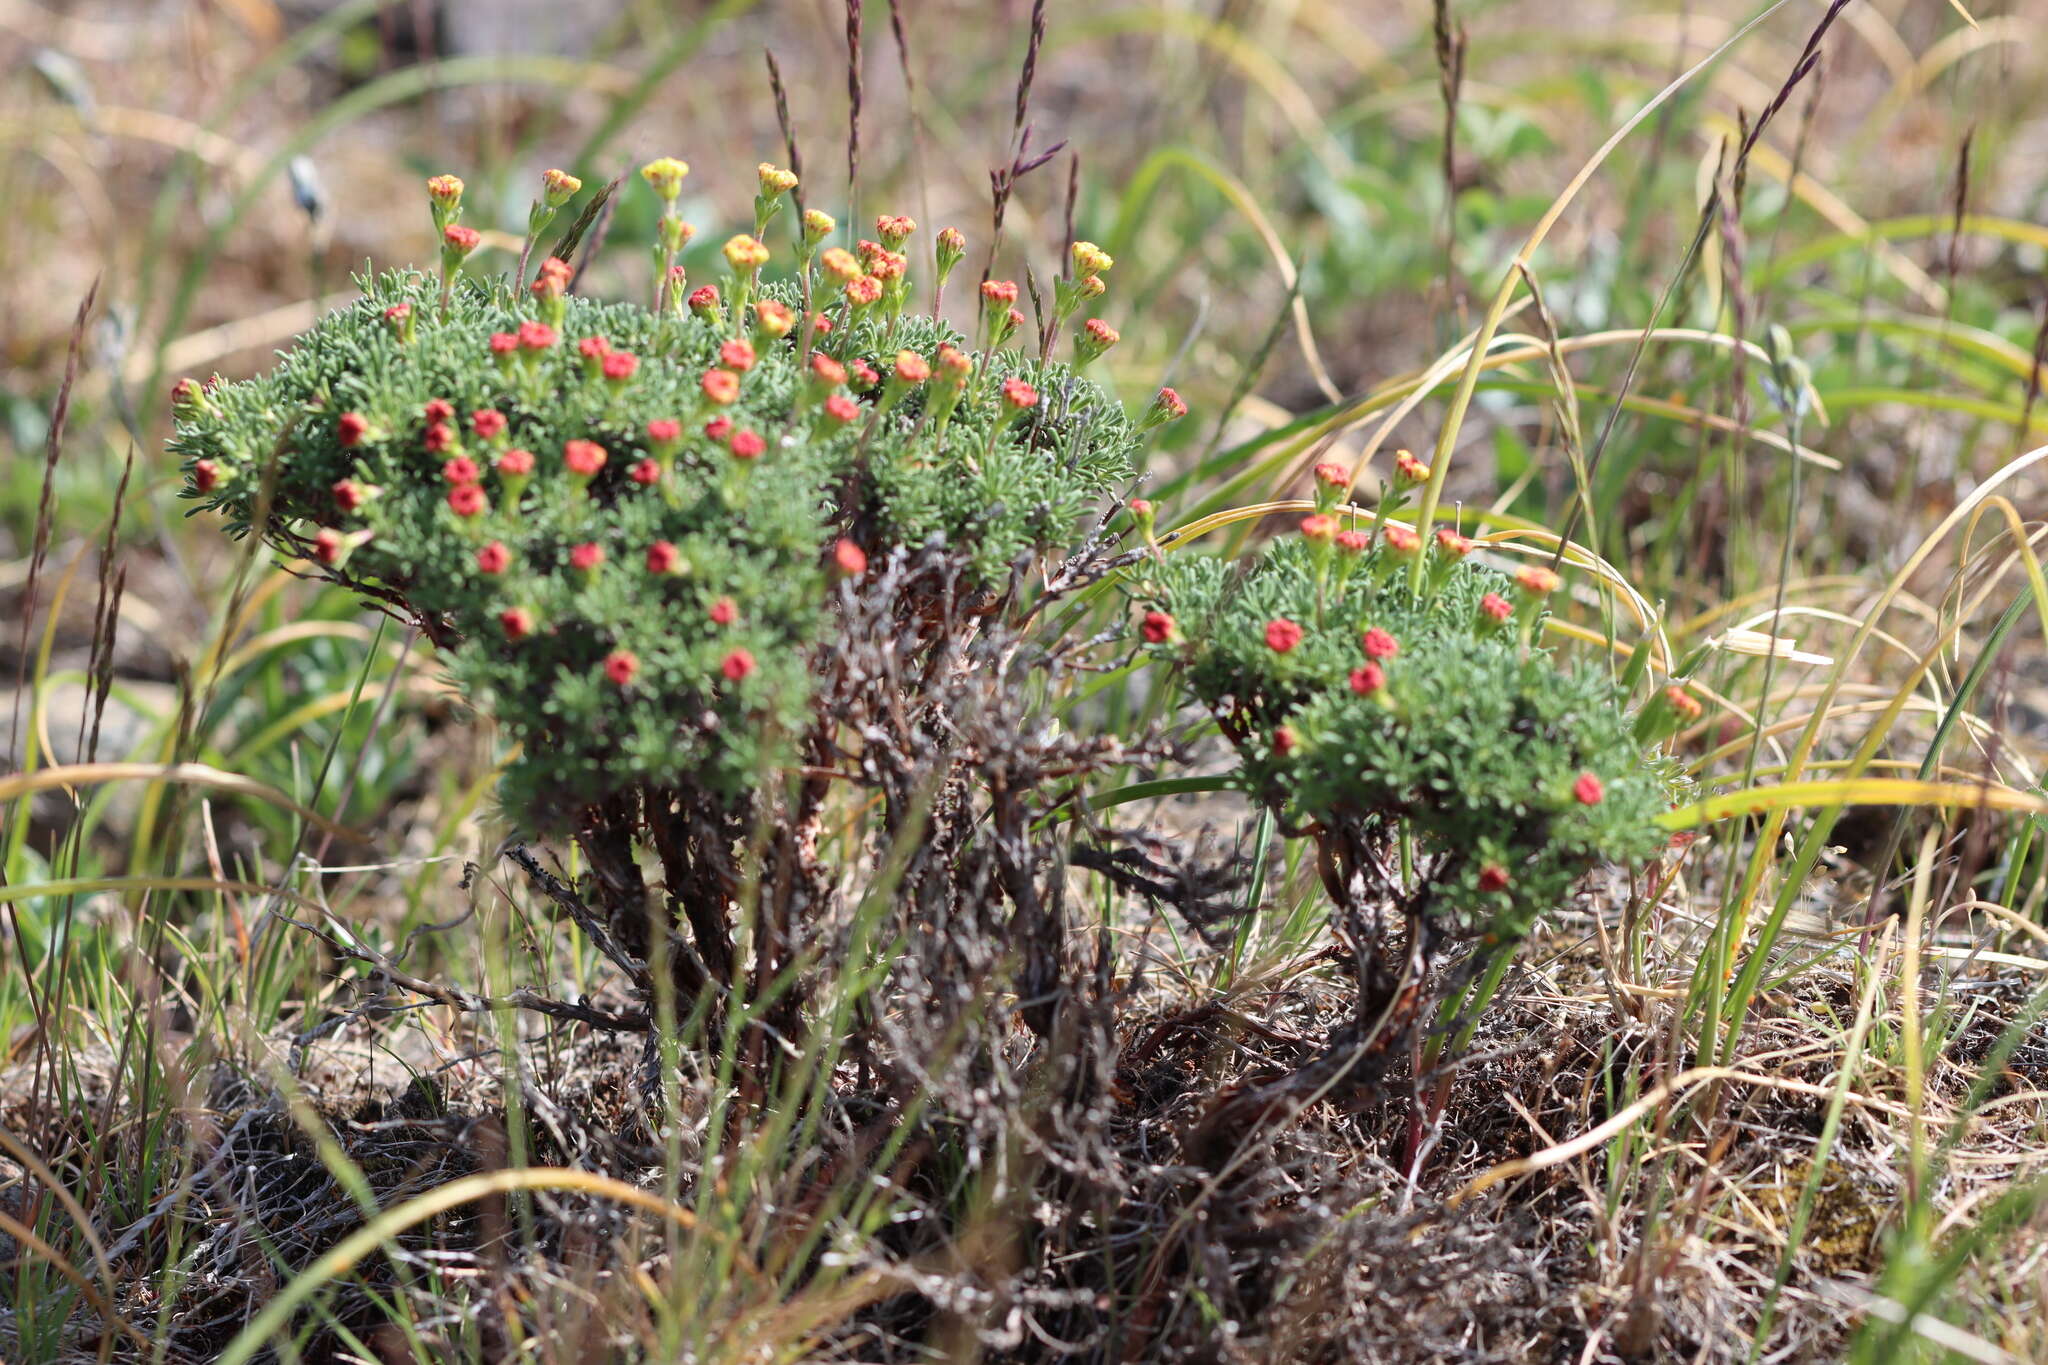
{"left": 214, "top": 1169, "right": 706, "bottom": 1365}
{"left": 1663, "top": 778, "right": 2048, "bottom": 831}
{"left": 0, "top": 762, "right": 356, "bottom": 839}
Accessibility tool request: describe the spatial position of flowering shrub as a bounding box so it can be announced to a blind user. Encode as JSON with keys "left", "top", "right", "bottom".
{"left": 172, "top": 165, "right": 1148, "bottom": 824}
{"left": 1137, "top": 468, "right": 1688, "bottom": 944}
{"left": 1136, "top": 473, "right": 1696, "bottom": 1160}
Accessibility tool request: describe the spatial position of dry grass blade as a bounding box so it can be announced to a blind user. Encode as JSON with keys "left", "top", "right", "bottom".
{"left": 550, "top": 168, "right": 624, "bottom": 282}
{"left": 845, "top": 0, "right": 864, "bottom": 212}
{"left": 11, "top": 277, "right": 96, "bottom": 762}
{"left": 1408, "top": 0, "right": 1807, "bottom": 575}
{"left": 0, "top": 761, "right": 361, "bottom": 839}
{"left": 765, "top": 48, "right": 805, "bottom": 217}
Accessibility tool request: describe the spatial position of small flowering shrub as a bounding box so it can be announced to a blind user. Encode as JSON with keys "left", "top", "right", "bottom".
{"left": 171, "top": 165, "right": 1152, "bottom": 823}
{"left": 1137, "top": 464, "right": 1691, "bottom": 945}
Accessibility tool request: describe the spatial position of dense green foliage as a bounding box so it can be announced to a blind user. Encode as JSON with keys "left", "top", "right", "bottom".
{"left": 1139, "top": 523, "right": 1684, "bottom": 935}
{"left": 170, "top": 257, "right": 1137, "bottom": 822}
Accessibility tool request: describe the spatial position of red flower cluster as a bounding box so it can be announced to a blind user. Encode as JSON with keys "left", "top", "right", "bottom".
{"left": 1264, "top": 618, "right": 1304, "bottom": 654}
{"left": 532, "top": 256, "right": 571, "bottom": 298}
{"left": 1361, "top": 627, "right": 1398, "bottom": 661}
{"left": 1663, "top": 684, "right": 1704, "bottom": 721}
{"left": 702, "top": 369, "right": 740, "bottom": 405}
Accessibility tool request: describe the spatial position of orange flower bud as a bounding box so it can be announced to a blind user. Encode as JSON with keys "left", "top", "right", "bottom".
{"left": 832, "top": 539, "right": 868, "bottom": 576}
{"left": 639, "top": 156, "right": 689, "bottom": 200}
{"left": 541, "top": 167, "right": 581, "bottom": 207}
{"left": 1071, "top": 240, "right": 1113, "bottom": 274}
{"left": 722, "top": 234, "right": 769, "bottom": 271}
{"left": 701, "top": 369, "right": 741, "bottom": 405}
